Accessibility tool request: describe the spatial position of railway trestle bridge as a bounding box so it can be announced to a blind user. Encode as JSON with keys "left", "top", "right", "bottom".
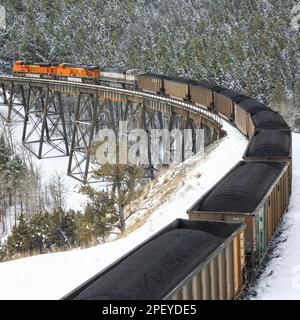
{"left": 0, "top": 75, "right": 223, "bottom": 183}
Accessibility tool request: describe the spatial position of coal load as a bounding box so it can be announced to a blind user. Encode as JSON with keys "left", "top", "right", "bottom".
{"left": 195, "top": 162, "right": 285, "bottom": 213}
{"left": 74, "top": 229, "right": 223, "bottom": 300}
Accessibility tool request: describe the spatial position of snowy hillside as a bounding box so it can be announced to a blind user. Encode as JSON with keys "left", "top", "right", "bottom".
{"left": 0, "top": 101, "right": 88, "bottom": 213}
{"left": 1, "top": 0, "right": 299, "bottom": 301}
{"left": 0, "top": 98, "right": 89, "bottom": 243}
{"left": 2, "top": 1, "right": 300, "bottom": 131}
{"left": 0, "top": 104, "right": 300, "bottom": 299}
{"left": 1, "top": 94, "right": 299, "bottom": 299}
{"left": 0, "top": 120, "right": 249, "bottom": 299}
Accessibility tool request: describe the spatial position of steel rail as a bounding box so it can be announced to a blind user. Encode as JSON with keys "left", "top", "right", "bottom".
{"left": 0, "top": 74, "right": 222, "bottom": 127}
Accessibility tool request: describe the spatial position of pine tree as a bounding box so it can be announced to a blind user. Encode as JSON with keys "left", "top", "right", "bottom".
{"left": 78, "top": 186, "right": 118, "bottom": 245}
{"left": 92, "top": 163, "right": 143, "bottom": 231}
{"left": 29, "top": 211, "right": 50, "bottom": 253}
{"left": 5, "top": 213, "right": 31, "bottom": 257}
{"left": 0, "top": 135, "right": 11, "bottom": 170}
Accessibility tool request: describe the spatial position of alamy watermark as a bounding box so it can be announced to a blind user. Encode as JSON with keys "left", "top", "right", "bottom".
{"left": 93, "top": 121, "right": 205, "bottom": 165}
{"left": 0, "top": 5, "right": 5, "bottom": 30}
{"left": 292, "top": 4, "right": 300, "bottom": 31}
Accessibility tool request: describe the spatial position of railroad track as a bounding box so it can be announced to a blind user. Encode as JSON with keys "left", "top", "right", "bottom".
{"left": 0, "top": 72, "right": 292, "bottom": 300}
{"left": 0, "top": 74, "right": 222, "bottom": 127}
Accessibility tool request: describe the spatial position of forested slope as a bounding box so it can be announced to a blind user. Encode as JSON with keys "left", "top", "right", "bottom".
{"left": 0, "top": 0, "right": 300, "bottom": 127}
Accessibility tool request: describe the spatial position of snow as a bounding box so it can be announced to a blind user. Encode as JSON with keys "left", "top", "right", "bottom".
{"left": 1, "top": 92, "right": 299, "bottom": 300}
{"left": 32, "top": 157, "right": 88, "bottom": 212}
{"left": 0, "top": 119, "right": 248, "bottom": 300}
{"left": 0, "top": 98, "right": 88, "bottom": 213}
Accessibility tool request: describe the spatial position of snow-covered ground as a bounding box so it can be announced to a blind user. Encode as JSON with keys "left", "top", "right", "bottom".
{"left": 1, "top": 94, "right": 299, "bottom": 300}
{"left": 0, "top": 99, "right": 88, "bottom": 213}
{"left": 0, "top": 97, "right": 89, "bottom": 242}
{"left": 0, "top": 117, "right": 249, "bottom": 299}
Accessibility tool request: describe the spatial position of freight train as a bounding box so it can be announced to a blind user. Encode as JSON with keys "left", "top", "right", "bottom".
{"left": 12, "top": 61, "right": 292, "bottom": 300}
{"left": 12, "top": 60, "right": 143, "bottom": 87}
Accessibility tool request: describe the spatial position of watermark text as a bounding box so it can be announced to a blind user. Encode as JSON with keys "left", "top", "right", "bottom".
{"left": 94, "top": 121, "right": 205, "bottom": 166}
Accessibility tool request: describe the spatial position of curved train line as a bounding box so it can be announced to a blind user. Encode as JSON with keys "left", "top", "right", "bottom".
{"left": 0, "top": 73, "right": 292, "bottom": 300}
{"left": 0, "top": 75, "right": 222, "bottom": 128}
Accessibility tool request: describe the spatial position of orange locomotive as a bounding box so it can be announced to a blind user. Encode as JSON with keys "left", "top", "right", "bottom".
{"left": 55, "top": 63, "right": 100, "bottom": 79}
{"left": 12, "top": 60, "right": 100, "bottom": 80}
{"left": 12, "top": 61, "right": 56, "bottom": 78}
